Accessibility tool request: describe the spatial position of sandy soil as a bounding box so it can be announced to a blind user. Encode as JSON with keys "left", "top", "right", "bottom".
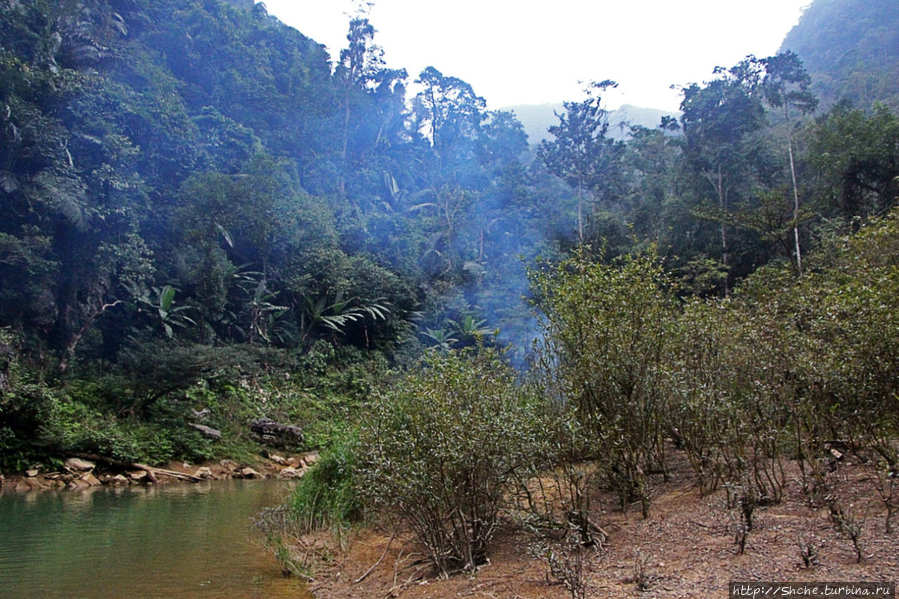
{"left": 304, "top": 450, "right": 898, "bottom": 599}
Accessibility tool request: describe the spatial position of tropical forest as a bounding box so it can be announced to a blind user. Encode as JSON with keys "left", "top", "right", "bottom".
{"left": 1, "top": 0, "right": 898, "bottom": 597}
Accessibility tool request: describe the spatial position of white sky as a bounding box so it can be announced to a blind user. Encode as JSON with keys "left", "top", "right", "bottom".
{"left": 260, "top": 0, "right": 810, "bottom": 112}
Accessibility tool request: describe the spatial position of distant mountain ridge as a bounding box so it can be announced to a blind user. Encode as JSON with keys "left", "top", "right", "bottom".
{"left": 779, "top": 0, "right": 899, "bottom": 110}
{"left": 503, "top": 103, "right": 679, "bottom": 145}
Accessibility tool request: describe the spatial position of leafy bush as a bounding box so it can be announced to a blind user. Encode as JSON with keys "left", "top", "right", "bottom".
{"left": 360, "top": 347, "right": 537, "bottom": 575}
{"left": 530, "top": 249, "right": 674, "bottom": 517}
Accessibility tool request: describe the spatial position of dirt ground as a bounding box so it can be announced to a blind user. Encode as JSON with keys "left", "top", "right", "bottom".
{"left": 304, "top": 450, "right": 898, "bottom": 599}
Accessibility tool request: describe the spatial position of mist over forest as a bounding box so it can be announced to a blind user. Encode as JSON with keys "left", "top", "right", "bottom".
{"left": 2, "top": 2, "right": 899, "bottom": 566}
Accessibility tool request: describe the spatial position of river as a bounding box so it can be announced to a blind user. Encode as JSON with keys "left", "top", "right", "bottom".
{"left": 0, "top": 480, "right": 315, "bottom": 599}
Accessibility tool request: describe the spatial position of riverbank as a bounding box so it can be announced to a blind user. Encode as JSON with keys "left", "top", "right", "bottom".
{"left": 302, "top": 452, "right": 899, "bottom": 599}
{"left": 0, "top": 451, "right": 318, "bottom": 493}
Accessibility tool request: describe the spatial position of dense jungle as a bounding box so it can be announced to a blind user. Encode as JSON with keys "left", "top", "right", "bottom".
{"left": 2, "top": 0, "right": 899, "bottom": 595}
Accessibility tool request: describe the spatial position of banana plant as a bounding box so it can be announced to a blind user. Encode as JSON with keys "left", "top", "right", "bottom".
{"left": 245, "top": 278, "right": 288, "bottom": 345}
{"left": 129, "top": 283, "right": 195, "bottom": 338}
{"left": 447, "top": 315, "right": 492, "bottom": 342}
{"left": 421, "top": 327, "right": 458, "bottom": 352}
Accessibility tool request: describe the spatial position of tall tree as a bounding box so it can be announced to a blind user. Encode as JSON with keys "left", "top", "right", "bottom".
{"left": 807, "top": 102, "right": 899, "bottom": 220}
{"left": 761, "top": 51, "right": 818, "bottom": 274}
{"left": 538, "top": 80, "right": 625, "bottom": 244}
{"left": 411, "top": 66, "right": 487, "bottom": 184}
{"left": 335, "top": 14, "right": 406, "bottom": 196}
{"left": 680, "top": 58, "right": 767, "bottom": 293}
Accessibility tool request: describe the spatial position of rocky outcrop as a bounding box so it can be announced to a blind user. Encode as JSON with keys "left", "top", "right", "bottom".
{"left": 239, "top": 467, "right": 262, "bottom": 479}
{"left": 278, "top": 467, "right": 300, "bottom": 479}
{"left": 128, "top": 470, "right": 148, "bottom": 482}
{"left": 249, "top": 418, "right": 304, "bottom": 448}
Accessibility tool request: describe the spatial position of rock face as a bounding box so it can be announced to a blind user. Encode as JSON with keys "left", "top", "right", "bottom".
{"left": 249, "top": 418, "right": 304, "bottom": 448}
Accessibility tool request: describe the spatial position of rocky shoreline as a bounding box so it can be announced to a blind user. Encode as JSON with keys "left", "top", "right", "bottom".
{"left": 0, "top": 451, "right": 318, "bottom": 493}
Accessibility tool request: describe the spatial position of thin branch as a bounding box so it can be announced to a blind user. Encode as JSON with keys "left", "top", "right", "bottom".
{"left": 355, "top": 524, "right": 401, "bottom": 583}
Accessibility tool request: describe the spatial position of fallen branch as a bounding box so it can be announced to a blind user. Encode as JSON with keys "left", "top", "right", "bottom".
{"left": 356, "top": 525, "right": 400, "bottom": 584}
{"left": 68, "top": 452, "right": 203, "bottom": 482}
{"left": 136, "top": 464, "right": 202, "bottom": 482}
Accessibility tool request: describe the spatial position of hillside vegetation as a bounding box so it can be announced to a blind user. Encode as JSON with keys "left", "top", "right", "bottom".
{"left": 781, "top": 0, "right": 899, "bottom": 110}
{"left": 1, "top": 0, "right": 898, "bottom": 508}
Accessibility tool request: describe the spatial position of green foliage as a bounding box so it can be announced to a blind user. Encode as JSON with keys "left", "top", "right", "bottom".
{"left": 807, "top": 102, "right": 899, "bottom": 218}
{"left": 531, "top": 249, "right": 674, "bottom": 517}
{"left": 780, "top": 0, "right": 899, "bottom": 110}
{"left": 2, "top": 0, "right": 899, "bottom": 501}
{"left": 360, "top": 348, "right": 538, "bottom": 574}
{"left": 289, "top": 430, "right": 363, "bottom": 534}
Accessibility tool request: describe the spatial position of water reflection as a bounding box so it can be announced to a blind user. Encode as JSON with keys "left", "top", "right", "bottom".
{"left": 0, "top": 480, "right": 314, "bottom": 599}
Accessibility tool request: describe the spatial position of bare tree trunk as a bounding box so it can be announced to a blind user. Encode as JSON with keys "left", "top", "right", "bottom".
{"left": 59, "top": 300, "right": 123, "bottom": 373}
{"left": 788, "top": 136, "right": 802, "bottom": 275}
{"left": 718, "top": 165, "right": 730, "bottom": 297}
{"left": 577, "top": 185, "right": 584, "bottom": 244}
{"left": 785, "top": 103, "right": 802, "bottom": 276}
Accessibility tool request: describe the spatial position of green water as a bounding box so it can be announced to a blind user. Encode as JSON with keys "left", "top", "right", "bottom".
{"left": 0, "top": 480, "right": 314, "bottom": 599}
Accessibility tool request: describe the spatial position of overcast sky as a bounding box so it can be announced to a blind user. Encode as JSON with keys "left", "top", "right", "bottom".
{"left": 260, "top": 0, "right": 810, "bottom": 112}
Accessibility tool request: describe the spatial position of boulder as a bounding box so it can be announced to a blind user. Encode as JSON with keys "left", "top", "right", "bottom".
{"left": 25, "top": 469, "right": 39, "bottom": 477}
{"left": 111, "top": 474, "right": 129, "bottom": 485}
{"left": 128, "top": 470, "right": 148, "bottom": 482}
{"left": 188, "top": 423, "right": 222, "bottom": 440}
{"left": 219, "top": 459, "right": 239, "bottom": 473}
{"left": 81, "top": 473, "right": 102, "bottom": 487}
{"left": 249, "top": 418, "right": 304, "bottom": 448}
{"left": 18, "top": 478, "right": 45, "bottom": 491}
{"left": 269, "top": 454, "right": 289, "bottom": 466}
{"left": 278, "top": 467, "right": 301, "bottom": 479}
{"left": 194, "top": 467, "right": 214, "bottom": 480}
{"left": 65, "top": 457, "right": 95, "bottom": 472}
{"left": 239, "top": 467, "right": 262, "bottom": 479}
{"left": 300, "top": 451, "right": 320, "bottom": 468}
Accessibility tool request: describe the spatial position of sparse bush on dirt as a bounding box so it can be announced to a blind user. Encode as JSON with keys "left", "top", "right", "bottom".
{"left": 530, "top": 249, "right": 674, "bottom": 519}
{"left": 359, "top": 347, "right": 538, "bottom": 575}
{"left": 528, "top": 532, "right": 602, "bottom": 599}
{"left": 279, "top": 211, "right": 899, "bottom": 589}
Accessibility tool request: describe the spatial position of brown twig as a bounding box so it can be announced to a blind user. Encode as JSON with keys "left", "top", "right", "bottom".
{"left": 356, "top": 524, "right": 400, "bottom": 583}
